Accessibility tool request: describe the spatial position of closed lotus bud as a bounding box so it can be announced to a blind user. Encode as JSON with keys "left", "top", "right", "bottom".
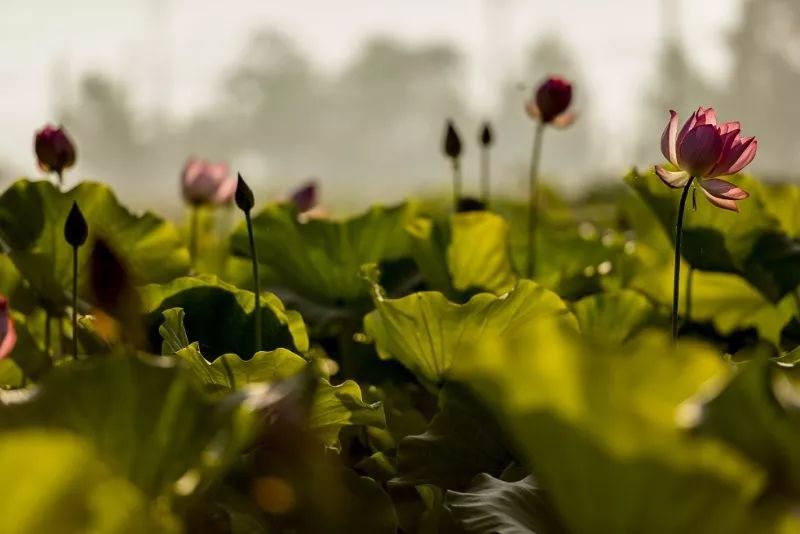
{"left": 290, "top": 181, "right": 317, "bottom": 213}
{"left": 235, "top": 173, "right": 255, "bottom": 213}
{"left": 480, "top": 122, "right": 494, "bottom": 147}
{"left": 64, "top": 201, "right": 88, "bottom": 248}
{"left": 443, "top": 120, "right": 462, "bottom": 159}
{"left": 0, "top": 297, "right": 17, "bottom": 360}
{"left": 34, "top": 125, "right": 76, "bottom": 175}
{"left": 535, "top": 77, "right": 573, "bottom": 123}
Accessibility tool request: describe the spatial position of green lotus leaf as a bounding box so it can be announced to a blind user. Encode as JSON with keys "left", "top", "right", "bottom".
{"left": 6, "top": 310, "right": 52, "bottom": 380}
{"left": 141, "top": 275, "right": 309, "bottom": 358}
{"left": 446, "top": 474, "right": 564, "bottom": 534}
{"left": 625, "top": 170, "right": 800, "bottom": 302}
{"left": 0, "top": 179, "right": 190, "bottom": 309}
{"left": 362, "top": 276, "right": 574, "bottom": 388}
{"left": 230, "top": 202, "right": 419, "bottom": 303}
{"left": 0, "top": 429, "right": 179, "bottom": 533}
{"left": 163, "top": 309, "right": 384, "bottom": 450}
{"left": 450, "top": 319, "right": 774, "bottom": 534}
{"left": 393, "top": 383, "right": 512, "bottom": 490}
{"left": 0, "top": 254, "right": 37, "bottom": 313}
{"left": 408, "top": 212, "right": 517, "bottom": 297}
{"left": 572, "top": 290, "right": 659, "bottom": 345}
{"left": 697, "top": 359, "right": 800, "bottom": 499}
{"left": 630, "top": 264, "right": 795, "bottom": 346}
{"left": 0, "top": 354, "right": 230, "bottom": 497}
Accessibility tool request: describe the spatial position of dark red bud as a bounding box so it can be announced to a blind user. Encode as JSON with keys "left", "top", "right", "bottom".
{"left": 290, "top": 181, "right": 317, "bottom": 213}
{"left": 535, "top": 77, "right": 573, "bottom": 123}
{"left": 34, "top": 125, "right": 76, "bottom": 175}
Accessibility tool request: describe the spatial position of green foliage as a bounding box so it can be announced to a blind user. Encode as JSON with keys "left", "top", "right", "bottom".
{"left": 142, "top": 275, "right": 309, "bottom": 357}
{"left": 626, "top": 170, "right": 800, "bottom": 302}
{"left": 450, "top": 319, "right": 779, "bottom": 533}
{"left": 0, "top": 180, "right": 190, "bottom": 309}
{"left": 0, "top": 430, "right": 179, "bottom": 533}
{"left": 408, "top": 212, "right": 517, "bottom": 297}
{"left": 363, "top": 276, "right": 574, "bottom": 389}
{"left": 230, "top": 202, "right": 419, "bottom": 303}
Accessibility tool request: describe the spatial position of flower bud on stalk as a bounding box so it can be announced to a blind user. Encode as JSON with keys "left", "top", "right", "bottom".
{"left": 235, "top": 173, "right": 262, "bottom": 352}
{"left": 443, "top": 120, "right": 463, "bottom": 212}
{"left": 64, "top": 202, "right": 88, "bottom": 359}
{"left": 34, "top": 125, "right": 76, "bottom": 185}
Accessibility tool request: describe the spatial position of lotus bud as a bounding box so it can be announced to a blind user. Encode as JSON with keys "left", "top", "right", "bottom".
{"left": 235, "top": 173, "right": 255, "bottom": 213}
{"left": 34, "top": 125, "right": 76, "bottom": 176}
{"left": 64, "top": 201, "right": 88, "bottom": 248}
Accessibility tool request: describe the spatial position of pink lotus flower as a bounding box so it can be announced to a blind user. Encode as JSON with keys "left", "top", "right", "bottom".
{"left": 181, "top": 157, "right": 237, "bottom": 206}
{"left": 656, "top": 107, "right": 757, "bottom": 212}
{"left": 0, "top": 297, "right": 17, "bottom": 360}
{"left": 525, "top": 76, "right": 576, "bottom": 127}
{"left": 34, "top": 125, "right": 76, "bottom": 176}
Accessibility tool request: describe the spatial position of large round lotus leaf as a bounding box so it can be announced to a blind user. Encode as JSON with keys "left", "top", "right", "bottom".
{"left": 230, "top": 202, "right": 418, "bottom": 303}
{"left": 141, "top": 275, "right": 309, "bottom": 358}
{"left": 450, "top": 319, "right": 776, "bottom": 534}
{"left": 0, "top": 179, "right": 190, "bottom": 308}
{"left": 363, "top": 276, "right": 574, "bottom": 389}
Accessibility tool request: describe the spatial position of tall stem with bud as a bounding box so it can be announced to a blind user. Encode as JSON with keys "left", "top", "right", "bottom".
{"left": 64, "top": 202, "right": 88, "bottom": 359}
{"left": 443, "top": 120, "right": 463, "bottom": 212}
{"left": 235, "top": 173, "right": 261, "bottom": 351}
{"left": 479, "top": 122, "right": 493, "bottom": 207}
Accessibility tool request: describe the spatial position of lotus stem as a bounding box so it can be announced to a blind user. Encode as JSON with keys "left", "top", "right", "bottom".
{"left": 245, "top": 210, "right": 262, "bottom": 351}
{"left": 72, "top": 245, "right": 79, "bottom": 359}
{"left": 481, "top": 145, "right": 490, "bottom": 207}
{"left": 527, "top": 122, "right": 545, "bottom": 278}
{"left": 189, "top": 205, "right": 199, "bottom": 266}
{"left": 452, "top": 159, "right": 462, "bottom": 212}
{"left": 672, "top": 177, "right": 695, "bottom": 342}
{"left": 685, "top": 266, "right": 694, "bottom": 327}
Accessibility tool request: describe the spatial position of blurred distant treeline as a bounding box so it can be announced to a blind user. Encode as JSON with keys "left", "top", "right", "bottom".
{"left": 25, "top": 0, "right": 800, "bottom": 211}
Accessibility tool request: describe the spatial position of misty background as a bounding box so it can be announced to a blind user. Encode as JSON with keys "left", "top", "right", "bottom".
{"left": 1, "top": 0, "right": 798, "bottom": 214}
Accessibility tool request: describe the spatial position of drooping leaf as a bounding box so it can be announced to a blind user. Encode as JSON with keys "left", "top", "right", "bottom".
{"left": 408, "top": 212, "right": 517, "bottom": 297}
{"left": 0, "top": 430, "right": 179, "bottom": 533}
{"left": 450, "top": 318, "right": 773, "bottom": 534}
{"left": 163, "top": 311, "right": 384, "bottom": 451}
{"left": 141, "top": 275, "right": 308, "bottom": 358}
{"left": 362, "top": 275, "right": 574, "bottom": 389}
{"left": 393, "top": 383, "right": 513, "bottom": 490}
{"left": 0, "top": 355, "right": 229, "bottom": 497}
{"left": 0, "top": 180, "right": 190, "bottom": 309}
{"left": 230, "top": 202, "right": 419, "bottom": 303}
{"left": 446, "top": 474, "right": 565, "bottom": 534}
{"left": 626, "top": 171, "right": 800, "bottom": 302}
{"left": 309, "top": 378, "right": 387, "bottom": 451}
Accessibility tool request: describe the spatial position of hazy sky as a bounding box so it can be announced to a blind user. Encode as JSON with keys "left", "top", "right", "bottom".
{"left": 1, "top": 0, "right": 741, "bottom": 175}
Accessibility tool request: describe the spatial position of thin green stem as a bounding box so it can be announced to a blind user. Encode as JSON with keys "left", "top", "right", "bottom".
{"left": 452, "top": 159, "right": 462, "bottom": 212}
{"left": 672, "top": 177, "right": 695, "bottom": 342}
{"left": 481, "top": 147, "right": 490, "bottom": 207}
{"left": 72, "top": 245, "right": 79, "bottom": 359}
{"left": 527, "top": 122, "right": 546, "bottom": 278}
{"left": 56, "top": 170, "right": 63, "bottom": 189}
{"left": 189, "top": 205, "right": 200, "bottom": 266}
{"left": 245, "top": 210, "right": 262, "bottom": 351}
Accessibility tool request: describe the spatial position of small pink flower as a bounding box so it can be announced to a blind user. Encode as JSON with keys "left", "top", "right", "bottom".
{"left": 656, "top": 107, "right": 757, "bottom": 212}
{"left": 181, "top": 157, "right": 237, "bottom": 206}
{"left": 34, "top": 125, "right": 76, "bottom": 175}
{"left": 0, "top": 297, "right": 17, "bottom": 360}
{"left": 525, "top": 76, "right": 576, "bottom": 127}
